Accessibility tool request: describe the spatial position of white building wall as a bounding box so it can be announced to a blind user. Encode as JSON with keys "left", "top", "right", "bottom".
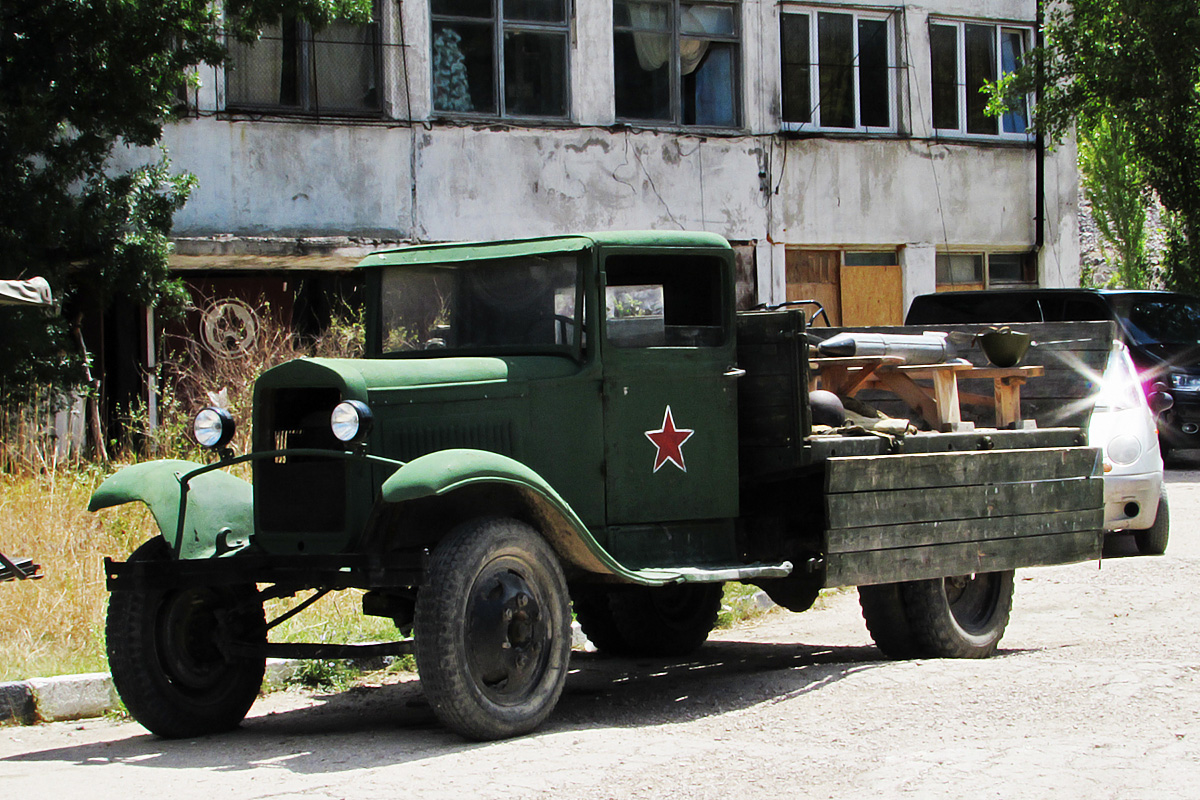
{"left": 137, "top": 0, "right": 1080, "bottom": 305}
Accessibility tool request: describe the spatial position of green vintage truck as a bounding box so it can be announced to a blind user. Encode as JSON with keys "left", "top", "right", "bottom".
{"left": 91, "top": 231, "right": 1104, "bottom": 740}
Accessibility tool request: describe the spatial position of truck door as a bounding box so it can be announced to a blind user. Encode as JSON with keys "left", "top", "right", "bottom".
{"left": 600, "top": 251, "right": 740, "bottom": 525}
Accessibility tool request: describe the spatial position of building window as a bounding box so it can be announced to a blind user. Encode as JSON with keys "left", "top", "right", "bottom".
{"left": 614, "top": 0, "right": 741, "bottom": 128}
{"left": 431, "top": 0, "right": 569, "bottom": 119}
{"left": 929, "top": 21, "right": 1030, "bottom": 137}
{"left": 780, "top": 8, "right": 895, "bottom": 133}
{"left": 226, "top": 13, "right": 381, "bottom": 114}
{"left": 936, "top": 252, "right": 1036, "bottom": 290}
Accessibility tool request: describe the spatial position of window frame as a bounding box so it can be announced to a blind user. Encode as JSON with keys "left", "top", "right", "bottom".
{"left": 613, "top": 0, "right": 743, "bottom": 130}
{"left": 928, "top": 19, "right": 1033, "bottom": 140}
{"left": 935, "top": 251, "right": 1037, "bottom": 290}
{"left": 224, "top": 9, "right": 385, "bottom": 117}
{"left": 430, "top": 0, "right": 572, "bottom": 121}
{"left": 779, "top": 6, "right": 898, "bottom": 135}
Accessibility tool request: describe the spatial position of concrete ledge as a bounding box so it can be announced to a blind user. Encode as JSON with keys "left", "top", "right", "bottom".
{"left": 0, "top": 681, "right": 35, "bottom": 725}
{"left": 27, "top": 673, "right": 119, "bottom": 722}
{"left": 0, "top": 659, "right": 318, "bottom": 727}
{"left": 0, "top": 637, "right": 601, "bottom": 726}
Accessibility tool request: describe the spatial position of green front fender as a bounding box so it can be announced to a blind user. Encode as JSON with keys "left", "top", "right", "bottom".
{"left": 88, "top": 460, "right": 253, "bottom": 560}
{"left": 380, "top": 449, "right": 677, "bottom": 586}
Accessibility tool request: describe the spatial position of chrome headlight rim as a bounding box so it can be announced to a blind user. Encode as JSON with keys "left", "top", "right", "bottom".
{"left": 331, "top": 400, "right": 374, "bottom": 444}
{"left": 193, "top": 406, "right": 236, "bottom": 450}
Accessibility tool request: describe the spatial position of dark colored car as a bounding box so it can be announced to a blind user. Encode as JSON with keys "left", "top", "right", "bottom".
{"left": 906, "top": 288, "right": 1200, "bottom": 455}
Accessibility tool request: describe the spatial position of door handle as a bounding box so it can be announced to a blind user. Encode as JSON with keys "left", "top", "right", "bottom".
{"left": 723, "top": 367, "right": 747, "bottom": 378}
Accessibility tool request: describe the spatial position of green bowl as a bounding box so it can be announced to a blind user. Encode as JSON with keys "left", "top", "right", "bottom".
{"left": 979, "top": 329, "right": 1031, "bottom": 368}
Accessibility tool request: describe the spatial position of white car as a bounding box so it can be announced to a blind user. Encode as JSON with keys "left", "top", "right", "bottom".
{"left": 1089, "top": 341, "right": 1170, "bottom": 554}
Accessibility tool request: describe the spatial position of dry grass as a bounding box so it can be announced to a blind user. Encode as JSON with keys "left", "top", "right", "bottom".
{"left": 0, "top": 467, "right": 146, "bottom": 680}
{"left": 0, "top": 303, "right": 374, "bottom": 681}
{"left": 0, "top": 466, "right": 403, "bottom": 681}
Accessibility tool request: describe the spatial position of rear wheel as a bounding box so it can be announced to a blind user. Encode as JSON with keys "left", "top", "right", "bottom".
{"left": 106, "top": 538, "right": 265, "bottom": 738}
{"left": 414, "top": 517, "right": 571, "bottom": 740}
{"left": 573, "top": 583, "right": 722, "bottom": 657}
{"left": 859, "top": 571, "right": 1014, "bottom": 659}
{"left": 1135, "top": 494, "right": 1170, "bottom": 555}
{"left": 858, "top": 583, "right": 920, "bottom": 659}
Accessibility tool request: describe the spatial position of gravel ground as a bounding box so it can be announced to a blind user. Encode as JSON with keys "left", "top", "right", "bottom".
{"left": 3, "top": 460, "right": 1199, "bottom": 799}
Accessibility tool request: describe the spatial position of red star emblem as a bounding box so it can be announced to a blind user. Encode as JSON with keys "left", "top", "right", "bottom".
{"left": 645, "top": 405, "right": 695, "bottom": 473}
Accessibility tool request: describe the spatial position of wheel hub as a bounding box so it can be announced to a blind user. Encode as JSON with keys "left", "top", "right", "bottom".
{"left": 158, "top": 588, "right": 232, "bottom": 690}
{"left": 466, "top": 567, "right": 548, "bottom": 703}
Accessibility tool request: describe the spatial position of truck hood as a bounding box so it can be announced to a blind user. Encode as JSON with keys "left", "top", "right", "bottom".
{"left": 256, "top": 356, "right": 513, "bottom": 400}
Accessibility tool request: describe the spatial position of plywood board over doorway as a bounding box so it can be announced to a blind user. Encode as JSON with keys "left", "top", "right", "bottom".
{"left": 785, "top": 250, "right": 841, "bottom": 325}
{"left": 842, "top": 263, "right": 903, "bottom": 325}
{"left": 784, "top": 250, "right": 904, "bottom": 327}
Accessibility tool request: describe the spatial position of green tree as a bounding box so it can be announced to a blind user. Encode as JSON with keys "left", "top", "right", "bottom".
{"left": 1078, "top": 115, "right": 1151, "bottom": 288}
{"left": 998, "top": 0, "right": 1200, "bottom": 292}
{"left": 0, "top": 0, "right": 369, "bottom": 448}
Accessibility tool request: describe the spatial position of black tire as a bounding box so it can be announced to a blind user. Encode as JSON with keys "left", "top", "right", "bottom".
{"left": 574, "top": 583, "right": 722, "bottom": 657}
{"left": 572, "top": 586, "right": 634, "bottom": 655}
{"left": 901, "top": 570, "right": 1015, "bottom": 658}
{"left": 1135, "top": 494, "right": 1170, "bottom": 556}
{"left": 106, "top": 538, "right": 265, "bottom": 738}
{"left": 414, "top": 517, "right": 571, "bottom": 740}
{"left": 858, "top": 583, "right": 921, "bottom": 659}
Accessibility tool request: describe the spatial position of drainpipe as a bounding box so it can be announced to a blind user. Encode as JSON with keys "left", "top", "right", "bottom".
{"left": 1034, "top": 0, "right": 1045, "bottom": 252}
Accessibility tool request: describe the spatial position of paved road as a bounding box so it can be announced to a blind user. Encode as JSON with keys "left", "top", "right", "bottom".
{"left": 3, "top": 458, "right": 1200, "bottom": 799}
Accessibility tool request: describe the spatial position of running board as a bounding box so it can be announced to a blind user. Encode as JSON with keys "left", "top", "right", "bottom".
{"left": 631, "top": 561, "right": 794, "bottom": 584}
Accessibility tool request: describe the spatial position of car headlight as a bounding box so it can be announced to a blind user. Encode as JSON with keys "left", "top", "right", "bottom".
{"left": 1170, "top": 373, "right": 1200, "bottom": 391}
{"left": 331, "top": 400, "right": 373, "bottom": 444}
{"left": 1106, "top": 433, "right": 1143, "bottom": 466}
{"left": 193, "top": 406, "right": 236, "bottom": 450}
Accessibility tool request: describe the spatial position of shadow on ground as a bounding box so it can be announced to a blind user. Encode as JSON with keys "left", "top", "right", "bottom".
{"left": 1, "top": 638, "right": 887, "bottom": 774}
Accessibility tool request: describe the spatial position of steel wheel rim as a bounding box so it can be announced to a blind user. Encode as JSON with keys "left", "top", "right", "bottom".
{"left": 157, "top": 588, "right": 231, "bottom": 691}
{"left": 465, "top": 556, "right": 552, "bottom": 706}
{"left": 943, "top": 573, "right": 1002, "bottom": 634}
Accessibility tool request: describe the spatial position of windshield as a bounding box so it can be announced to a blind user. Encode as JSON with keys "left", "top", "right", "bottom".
{"left": 1113, "top": 296, "right": 1200, "bottom": 346}
{"left": 379, "top": 254, "right": 582, "bottom": 356}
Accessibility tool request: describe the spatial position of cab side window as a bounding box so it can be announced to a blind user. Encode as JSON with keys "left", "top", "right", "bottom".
{"left": 603, "top": 255, "right": 725, "bottom": 347}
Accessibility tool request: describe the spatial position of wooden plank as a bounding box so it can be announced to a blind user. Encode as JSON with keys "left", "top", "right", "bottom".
{"left": 825, "top": 447, "right": 1100, "bottom": 494}
{"left": 786, "top": 250, "right": 841, "bottom": 325}
{"left": 826, "top": 476, "right": 1103, "bottom": 529}
{"left": 825, "top": 508, "right": 1101, "bottom": 554}
{"left": 841, "top": 263, "right": 904, "bottom": 326}
{"left": 994, "top": 375, "right": 1026, "bottom": 427}
{"left": 931, "top": 367, "right": 962, "bottom": 428}
{"left": 872, "top": 370, "right": 939, "bottom": 425}
{"left": 824, "top": 529, "right": 1103, "bottom": 588}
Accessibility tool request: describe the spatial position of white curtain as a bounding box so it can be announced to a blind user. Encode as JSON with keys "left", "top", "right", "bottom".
{"left": 313, "top": 21, "right": 375, "bottom": 109}
{"left": 628, "top": 3, "right": 712, "bottom": 74}
{"left": 227, "top": 21, "right": 284, "bottom": 105}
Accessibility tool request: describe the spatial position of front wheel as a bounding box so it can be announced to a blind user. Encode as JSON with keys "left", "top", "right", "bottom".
{"left": 1135, "top": 494, "right": 1170, "bottom": 555}
{"left": 106, "top": 538, "right": 266, "bottom": 738}
{"left": 414, "top": 518, "right": 571, "bottom": 740}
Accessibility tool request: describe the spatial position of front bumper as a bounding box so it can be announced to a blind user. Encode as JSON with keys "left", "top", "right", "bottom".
{"left": 1102, "top": 471, "right": 1162, "bottom": 532}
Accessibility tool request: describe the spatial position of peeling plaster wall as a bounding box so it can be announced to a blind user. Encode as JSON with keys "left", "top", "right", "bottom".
{"left": 162, "top": 123, "right": 771, "bottom": 242}
{"left": 163, "top": 119, "right": 411, "bottom": 237}
{"left": 155, "top": 115, "right": 1077, "bottom": 290}
{"left": 774, "top": 138, "right": 1039, "bottom": 245}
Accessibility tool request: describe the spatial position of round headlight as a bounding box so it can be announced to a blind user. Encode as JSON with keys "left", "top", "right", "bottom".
{"left": 331, "top": 400, "right": 373, "bottom": 443}
{"left": 1106, "top": 433, "right": 1143, "bottom": 466}
{"left": 193, "top": 406, "right": 235, "bottom": 449}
